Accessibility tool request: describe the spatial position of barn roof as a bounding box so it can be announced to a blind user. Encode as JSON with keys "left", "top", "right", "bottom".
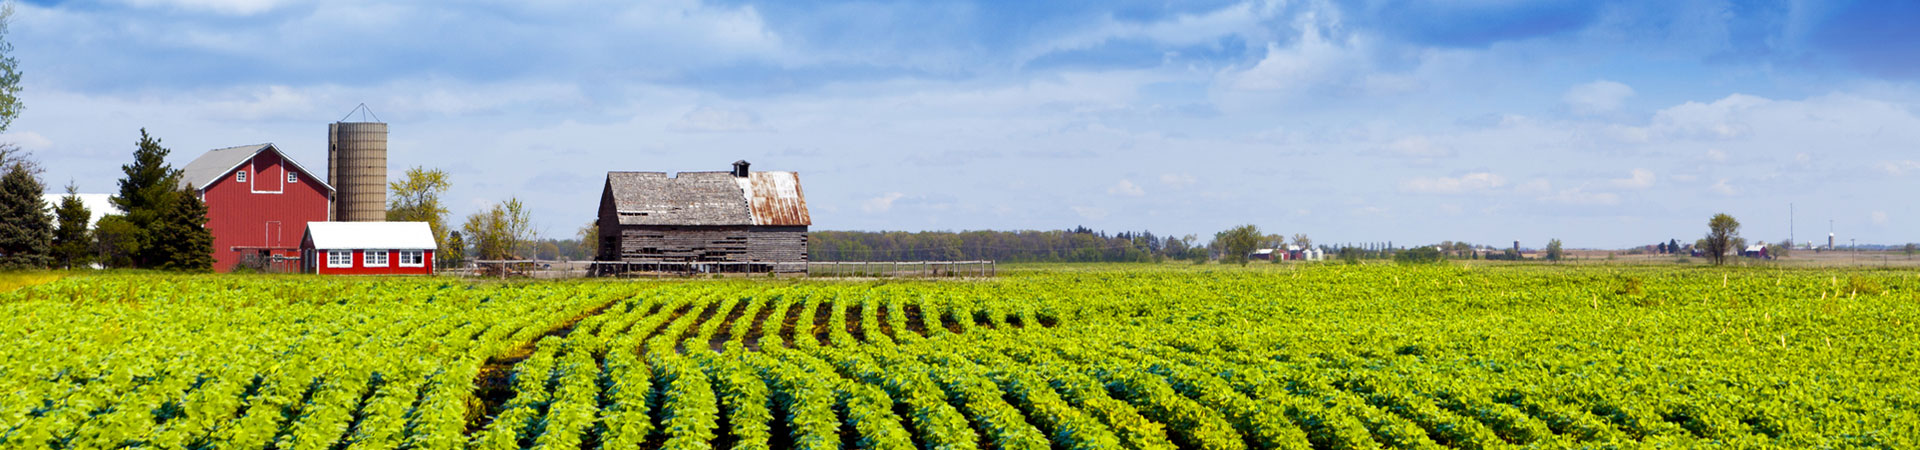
{"left": 304, "top": 222, "right": 437, "bottom": 250}
{"left": 177, "top": 143, "right": 335, "bottom": 193}
{"left": 604, "top": 170, "right": 810, "bottom": 226}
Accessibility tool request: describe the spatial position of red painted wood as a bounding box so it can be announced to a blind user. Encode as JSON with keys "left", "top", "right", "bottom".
{"left": 308, "top": 249, "right": 435, "bottom": 275}
{"left": 198, "top": 148, "right": 332, "bottom": 272}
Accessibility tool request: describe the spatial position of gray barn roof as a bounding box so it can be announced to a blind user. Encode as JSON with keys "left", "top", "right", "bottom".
{"left": 605, "top": 171, "right": 810, "bottom": 226}
{"left": 177, "top": 143, "right": 334, "bottom": 193}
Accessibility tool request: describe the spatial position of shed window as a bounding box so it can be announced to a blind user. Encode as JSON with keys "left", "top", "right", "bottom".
{"left": 236, "top": 171, "right": 247, "bottom": 182}
{"left": 326, "top": 250, "right": 353, "bottom": 268}
{"left": 287, "top": 172, "right": 298, "bottom": 183}
{"left": 364, "top": 249, "right": 389, "bottom": 267}
{"left": 398, "top": 250, "right": 425, "bottom": 267}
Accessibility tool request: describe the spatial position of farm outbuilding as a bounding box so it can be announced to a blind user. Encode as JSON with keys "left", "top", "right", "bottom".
{"left": 300, "top": 221, "right": 437, "bottom": 275}
{"left": 596, "top": 161, "right": 810, "bottom": 274}
{"left": 178, "top": 143, "right": 335, "bottom": 272}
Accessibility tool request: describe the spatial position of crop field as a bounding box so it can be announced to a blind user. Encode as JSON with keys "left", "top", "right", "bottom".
{"left": 2, "top": 265, "right": 1917, "bottom": 449}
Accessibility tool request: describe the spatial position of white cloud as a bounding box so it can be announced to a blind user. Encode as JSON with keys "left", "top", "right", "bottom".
{"left": 1564, "top": 80, "right": 1634, "bottom": 115}
{"left": 1649, "top": 94, "right": 1770, "bottom": 140}
{"left": 1, "top": 131, "right": 53, "bottom": 152}
{"left": 1228, "top": 13, "right": 1378, "bottom": 95}
{"left": 1400, "top": 172, "right": 1506, "bottom": 194}
{"left": 1107, "top": 179, "right": 1145, "bottom": 197}
{"left": 119, "top": 0, "right": 293, "bottom": 15}
{"left": 671, "top": 106, "right": 767, "bottom": 133}
{"left": 1159, "top": 173, "right": 1197, "bottom": 187}
{"left": 1071, "top": 206, "right": 1109, "bottom": 220}
{"left": 1872, "top": 211, "right": 1889, "bottom": 226}
{"left": 1710, "top": 179, "right": 1738, "bottom": 196}
{"left": 1514, "top": 179, "right": 1552, "bottom": 195}
{"left": 862, "top": 192, "right": 905, "bottom": 213}
{"left": 1879, "top": 160, "right": 1920, "bottom": 176}
{"left": 1387, "top": 136, "right": 1452, "bottom": 158}
{"left": 1608, "top": 168, "right": 1656, "bottom": 189}
{"left": 1705, "top": 148, "right": 1728, "bottom": 162}
{"left": 1540, "top": 188, "right": 1620, "bottom": 206}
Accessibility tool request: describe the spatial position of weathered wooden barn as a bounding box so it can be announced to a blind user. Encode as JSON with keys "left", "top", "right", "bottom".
{"left": 596, "top": 161, "right": 810, "bottom": 273}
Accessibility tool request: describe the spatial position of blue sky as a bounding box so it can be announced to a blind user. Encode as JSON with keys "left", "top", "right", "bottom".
{"left": 9, "top": 0, "right": 1918, "bottom": 247}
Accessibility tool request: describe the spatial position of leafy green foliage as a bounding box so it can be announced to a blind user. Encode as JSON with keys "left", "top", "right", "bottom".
{"left": 2, "top": 265, "right": 1916, "bottom": 449}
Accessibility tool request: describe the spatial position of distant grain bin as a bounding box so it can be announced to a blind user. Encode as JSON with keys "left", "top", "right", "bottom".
{"left": 328, "top": 109, "right": 387, "bottom": 222}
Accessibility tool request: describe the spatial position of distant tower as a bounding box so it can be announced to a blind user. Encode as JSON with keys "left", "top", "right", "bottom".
{"left": 329, "top": 104, "right": 388, "bottom": 222}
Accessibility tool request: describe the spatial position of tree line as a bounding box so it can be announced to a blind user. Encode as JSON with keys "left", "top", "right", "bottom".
{"left": 2, "top": 131, "right": 217, "bottom": 271}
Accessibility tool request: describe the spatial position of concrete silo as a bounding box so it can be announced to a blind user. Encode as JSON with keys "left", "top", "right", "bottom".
{"left": 328, "top": 120, "right": 387, "bottom": 222}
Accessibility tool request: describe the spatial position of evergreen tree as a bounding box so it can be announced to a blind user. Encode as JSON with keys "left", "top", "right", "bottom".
{"left": 145, "top": 187, "right": 213, "bottom": 272}
{"left": 0, "top": 162, "right": 50, "bottom": 269}
{"left": 444, "top": 231, "right": 466, "bottom": 268}
{"left": 0, "top": 173, "right": 47, "bottom": 268}
{"left": 51, "top": 182, "right": 91, "bottom": 269}
{"left": 112, "top": 129, "right": 181, "bottom": 267}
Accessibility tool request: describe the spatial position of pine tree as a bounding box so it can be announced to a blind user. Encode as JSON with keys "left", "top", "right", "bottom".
{"left": 51, "top": 182, "right": 91, "bottom": 269}
{"left": 444, "top": 231, "right": 465, "bottom": 269}
{"left": 0, "top": 162, "right": 51, "bottom": 269}
{"left": 112, "top": 129, "right": 183, "bottom": 268}
{"left": 146, "top": 187, "right": 213, "bottom": 272}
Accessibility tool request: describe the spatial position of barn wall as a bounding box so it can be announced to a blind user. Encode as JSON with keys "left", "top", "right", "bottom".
{"left": 201, "top": 151, "right": 333, "bottom": 272}
{"left": 611, "top": 225, "right": 808, "bottom": 267}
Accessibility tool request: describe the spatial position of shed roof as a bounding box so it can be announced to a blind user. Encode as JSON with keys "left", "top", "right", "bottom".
{"left": 177, "top": 143, "right": 335, "bottom": 193}
{"left": 605, "top": 170, "right": 810, "bottom": 226}
{"left": 304, "top": 222, "right": 437, "bottom": 250}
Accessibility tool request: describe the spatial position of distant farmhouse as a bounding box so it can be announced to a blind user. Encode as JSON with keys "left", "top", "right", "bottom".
{"left": 596, "top": 161, "right": 810, "bottom": 274}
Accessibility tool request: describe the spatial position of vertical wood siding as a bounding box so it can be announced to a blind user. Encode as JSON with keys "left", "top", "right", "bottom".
{"left": 201, "top": 150, "right": 333, "bottom": 272}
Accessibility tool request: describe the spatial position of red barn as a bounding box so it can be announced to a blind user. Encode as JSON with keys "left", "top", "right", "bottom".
{"left": 178, "top": 143, "right": 334, "bottom": 272}
{"left": 301, "top": 222, "right": 437, "bottom": 275}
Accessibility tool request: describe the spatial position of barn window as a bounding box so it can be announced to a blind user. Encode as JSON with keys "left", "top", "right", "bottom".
{"left": 327, "top": 250, "right": 352, "bottom": 268}
{"left": 398, "top": 250, "right": 425, "bottom": 267}
{"left": 236, "top": 171, "right": 247, "bottom": 182}
{"left": 287, "top": 172, "right": 298, "bottom": 183}
{"left": 364, "top": 249, "right": 389, "bottom": 267}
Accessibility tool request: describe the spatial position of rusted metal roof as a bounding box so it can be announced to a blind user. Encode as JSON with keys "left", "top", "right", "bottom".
{"left": 740, "top": 172, "right": 810, "bottom": 226}
{"left": 604, "top": 169, "right": 810, "bottom": 227}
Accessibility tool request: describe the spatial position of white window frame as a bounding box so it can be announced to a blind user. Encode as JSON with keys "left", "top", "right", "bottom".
{"left": 398, "top": 250, "right": 425, "bottom": 267}
{"left": 326, "top": 250, "right": 353, "bottom": 268}
{"left": 363, "top": 249, "right": 389, "bottom": 268}
{"left": 287, "top": 171, "right": 298, "bottom": 184}
{"left": 235, "top": 170, "right": 247, "bottom": 183}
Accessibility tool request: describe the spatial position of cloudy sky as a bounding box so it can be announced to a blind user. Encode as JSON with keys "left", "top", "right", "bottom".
{"left": 8, "top": 0, "right": 1918, "bottom": 247}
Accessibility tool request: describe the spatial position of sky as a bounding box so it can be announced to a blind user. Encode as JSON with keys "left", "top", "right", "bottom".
{"left": 6, "top": 0, "right": 1918, "bottom": 248}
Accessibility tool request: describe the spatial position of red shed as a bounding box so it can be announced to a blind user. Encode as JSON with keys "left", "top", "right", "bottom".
{"left": 301, "top": 222, "right": 437, "bottom": 275}
{"left": 178, "top": 143, "right": 334, "bottom": 272}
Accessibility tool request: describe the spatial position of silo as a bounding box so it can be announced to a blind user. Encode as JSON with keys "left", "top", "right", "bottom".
{"left": 328, "top": 121, "right": 388, "bottom": 222}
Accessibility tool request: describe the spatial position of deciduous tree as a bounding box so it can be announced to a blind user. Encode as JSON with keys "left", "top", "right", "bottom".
{"left": 388, "top": 166, "right": 452, "bottom": 262}
{"left": 461, "top": 198, "right": 533, "bottom": 261}
{"left": 1703, "top": 213, "right": 1740, "bottom": 266}
{"left": 91, "top": 215, "right": 140, "bottom": 268}
{"left": 1545, "top": 239, "right": 1564, "bottom": 261}
{"left": 1213, "top": 224, "right": 1262, "bottom": 265}
{"left": 0, "top": 3, "right": 23, "bottom": 134}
